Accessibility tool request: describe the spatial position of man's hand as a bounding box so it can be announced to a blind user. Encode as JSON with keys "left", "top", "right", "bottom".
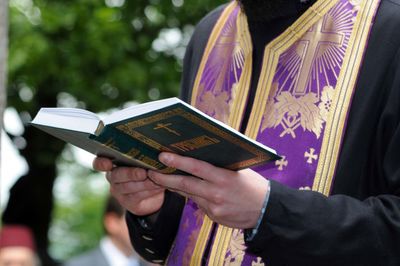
{"left": 148, "top": 152, "right": 269, "bottom": 229}
{"left": 93, "top": 157, "right": 166, "bottom": 216}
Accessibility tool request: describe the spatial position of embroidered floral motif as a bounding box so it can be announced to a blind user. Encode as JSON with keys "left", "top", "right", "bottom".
{"left": 197, "top": 89, "right": 231, "bottom": 123}
{"left": 318, "top": 86, "right": 335, "bottom": 122}
{"left": 262, "top": 91, "right": 324, "bottom": 139}
{"left": 224, "top": 229, "right": 246, "bottom": 266}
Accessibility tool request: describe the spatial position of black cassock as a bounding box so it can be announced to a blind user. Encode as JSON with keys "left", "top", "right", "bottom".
{"left": 127, "top": 0, "right": 400, "bottom": 265}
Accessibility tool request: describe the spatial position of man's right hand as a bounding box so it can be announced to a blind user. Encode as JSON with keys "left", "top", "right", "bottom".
{"left": 93, "top": 157, "right": 166, "bottom": 216}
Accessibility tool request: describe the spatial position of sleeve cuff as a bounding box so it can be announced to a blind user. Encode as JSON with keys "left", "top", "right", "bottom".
{"left": 245, "top": 179, "right": 271, "bottom": 241}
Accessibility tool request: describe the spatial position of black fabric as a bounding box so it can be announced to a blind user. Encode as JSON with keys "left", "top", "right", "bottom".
{"left": 126, "top": 191, "right": 185, "bottom": 264}
{"left": 127, "top": 0, "right": 400, "bottom": 265}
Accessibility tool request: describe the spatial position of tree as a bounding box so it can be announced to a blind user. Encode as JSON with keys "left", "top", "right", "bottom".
{"left": 3, "top": 0, "right": 226, "bottom": 265}
{"left": 0, "top": 0, "right": 8, "bottom": 175}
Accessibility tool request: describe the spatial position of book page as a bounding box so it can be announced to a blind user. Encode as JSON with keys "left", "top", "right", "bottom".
{"left": 103, "top": 97, "right": 181, "bottom": 125}
{"left": 31, "top": 108, "right": 101, "bottom": 134}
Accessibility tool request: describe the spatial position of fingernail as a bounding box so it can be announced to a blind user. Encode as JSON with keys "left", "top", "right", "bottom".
{"left": 159, "top": 153, "right": 172, "bottom": 165}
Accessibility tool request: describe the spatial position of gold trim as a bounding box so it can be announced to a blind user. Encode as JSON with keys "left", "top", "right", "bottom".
{"left": 190, "top": 216, "right": 213, "bottom": 266}
{"left": 245, "top": 0, "right": 339, "bottom": 138}
{"left": 228, "top": 10, "right": 253, "bottom": 130}
{"left": 212, "top": 0, "right": 340, "bottom": 264}
{"left": 208, "top": 226, "right": 233, "bottom": 265}
{"left": 117, "top": 106, "right": 271, "bottom": 170}
{"left": 190, "top": 4, "right": 238, "bottom": 264}
{"left": 190, "top": 2, "right": 237, "bottom": 104}
{"left": 313, "top": 0, "right": 381, "bottom": 195}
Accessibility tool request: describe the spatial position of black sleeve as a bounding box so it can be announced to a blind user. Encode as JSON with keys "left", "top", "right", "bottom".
{"left": 126, "top": 191, "right": 185, "bottom": 264}
{"left": 245, "top": 46, "right": 400, "bottom": 266}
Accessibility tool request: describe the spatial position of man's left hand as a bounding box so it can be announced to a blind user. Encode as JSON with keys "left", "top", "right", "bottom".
{"left": 148, "top": 152, "right": 269, "bottom": 229}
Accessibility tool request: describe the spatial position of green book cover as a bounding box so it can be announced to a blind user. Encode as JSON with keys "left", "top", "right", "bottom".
{"left": 31, "top": 97, "right": 280, "bottom": 174}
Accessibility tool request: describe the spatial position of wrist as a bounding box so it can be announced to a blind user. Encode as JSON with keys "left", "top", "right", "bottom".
{"left": 246, "top": 179, "right": 271, "bottom": 241}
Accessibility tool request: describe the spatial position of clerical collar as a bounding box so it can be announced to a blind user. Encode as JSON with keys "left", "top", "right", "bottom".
{"left": 246, "top": 0, "right": 317, "bottom": 46}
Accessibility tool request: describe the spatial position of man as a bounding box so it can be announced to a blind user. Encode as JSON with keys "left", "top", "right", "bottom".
{"left": 93, "top": 0, "right": 400, "bottom": 265}
{"left": 0, "top": 225, "right": 38, "bottom": 266}
{"left": 63, "top": 196, "right": 149, "bottom": 266}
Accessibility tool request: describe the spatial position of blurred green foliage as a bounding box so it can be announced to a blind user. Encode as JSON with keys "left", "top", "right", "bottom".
{"left": 6, "top": 0, "right": 227, "bottom": 262}
{"left": 8, "top": 0, "right": 227, "bottom": 113}
{"left": 49, "top": 150, "right": 108, "bottom": 260}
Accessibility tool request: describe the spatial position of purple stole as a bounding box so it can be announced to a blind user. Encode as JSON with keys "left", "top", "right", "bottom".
{"left": 167, "top": 0, "right": 381, "bottom": 265}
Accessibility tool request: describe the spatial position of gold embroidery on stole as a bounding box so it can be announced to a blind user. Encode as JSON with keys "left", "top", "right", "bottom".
{"left": 189, "top": 2, "right": 250, "bottom": 265}
{"left": 184, "top": 0, "right": 380, "bottom": 265}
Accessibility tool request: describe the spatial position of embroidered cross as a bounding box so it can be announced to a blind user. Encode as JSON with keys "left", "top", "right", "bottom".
{"left": 275, "top": 156, "right": 288, "bottom": 171}
{"left": 304, "top": 148, "right": 318, "bottom": 164}
{"left": 154, "top": 123, "right": 181, "bottom": 136}
{"left": 295, "top": 18, "right": 344, "bottom": 95}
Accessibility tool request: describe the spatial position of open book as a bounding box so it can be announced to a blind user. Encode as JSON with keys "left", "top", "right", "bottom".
{"left": 31, "top": 97, "right": 279, "bottom": 174}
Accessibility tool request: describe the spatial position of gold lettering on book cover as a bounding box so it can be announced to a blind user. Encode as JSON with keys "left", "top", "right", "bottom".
{"left": 179, "top": 111, "right": 271, "bottom": 169}
{"left": 117, "top": 107, "right": 270, "bottom": 168}
{"left": 138, "top": 154, "right": 164, "bottom": 169}
{"left": 126, "top": 148, "right": 140, "bottom": 158}
{"left": 122, "top": 109, "right": 180, "bottom": 128}
{"left": 224, "top": 229, "right": 245, "bottom": 266}
{"left": 154, "top": 123, "right": 181, "bottom": 136}
{"left": 171, "top": 135, "right": 220, "bottom": 152}
{"left": 103, "top": 138, "right": 119, "bottom": 151}
{"left": 116, "top": 124, "right": 172, "bottom": 152}
{"left": 179, "top": 110, "right": 266, "bottom": 157}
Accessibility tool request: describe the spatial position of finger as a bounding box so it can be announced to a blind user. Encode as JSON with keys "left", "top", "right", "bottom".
{"left": 110, "top": 185, "right": 165, "bottom": 203}
{"left": 120, "top": 189, "right": 165, "bottom": 216}
{"left": 113, "top": 179, "right": 162, "bottom": 195}
{"left": 158, "top": 152, "right": 228, "bottom": 182}
{"left": 189, "top": 195, "right": 211, "bottom": 214}
{"left": 122, "top": 187, "right": 165, "bottom": 200}
{"left": 164, "top": 189, "right": 209, "bottom": 216}
{"left": 148, "top": 170, "right": 215, "bottom": 200}
{"left": 105, "top": 167, "right": 148, "bottom": 183}
{"left": 93, "top": 157, "right": 114, "bottom": 171}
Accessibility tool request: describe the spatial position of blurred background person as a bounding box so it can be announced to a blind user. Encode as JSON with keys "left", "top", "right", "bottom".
{"left": 63, "top": 195, "right": 151, "bottom": 266}
{"left": 0, "top": 225, "right": 39, "bottom": 266}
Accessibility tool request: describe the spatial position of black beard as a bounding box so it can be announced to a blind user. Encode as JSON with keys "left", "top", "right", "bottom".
{"left": 237, "top": 0, "right": 293, "bottom": 22}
